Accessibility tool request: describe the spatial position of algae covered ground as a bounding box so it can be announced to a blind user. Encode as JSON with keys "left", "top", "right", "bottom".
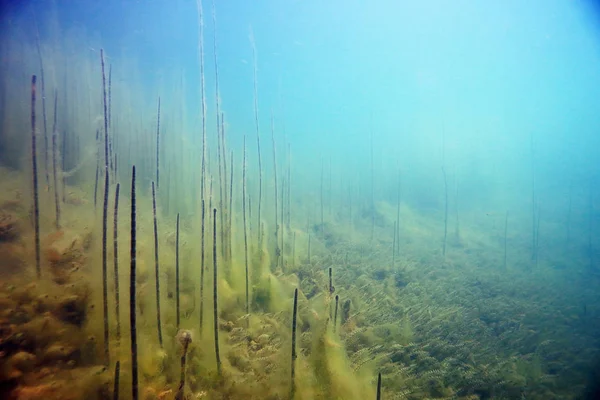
{"left": 0, "top": 164, "right": 598, "bottom": 399}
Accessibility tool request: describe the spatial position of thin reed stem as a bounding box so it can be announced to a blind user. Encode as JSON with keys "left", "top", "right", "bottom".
{"left": 51, "top": 90, "right": 60, "bottom": 229}
{"left": 290, "top": 287, "right": 298, "bottom": 399}
{"left": 250, "top": 27, "right": 263, "bottom": 244}
{"left": 287, "top": 143, "right": 291, "bottom": 229}
{"left": 228, "top": 150, "right": 233, "bottom": 262}
{"left": 271, "top": 112, "right": 279, "bottom": 265}
{"left": 31, "top": 75, "right": 41, "bottom": 279}
{"left": 395, "top": 169, "right": 401, "bottom": 255}
{"left": 392, "top": 221, "right": 396, "bottom": 269}
{"left": 176, "top": 213, "right": 180, "bottom": 329}
{"left": 94, "top": 129, "right": 100, "bottom": 208}
{"left": 176, "top": 332, "right": 192, "bottom": 400}
{"left": 334, "top": 294, "right": 339, "bottom": 333}
{"left": 156, "top": 97, "right": 161, "bottom": 189}
{"left": 504, "top": 211, "right": 508, "bottom": 269}
{"left": 129, "top": 166, "right": 138, "bottom": 400}
{"left": 213, "top": 207, "right": 221, "bottom": 375}
{"left": 152, "top": 181, "right": 163, "bottom": 347}
{"left": 200, "top": 200, "right": 206, "bottom": 330}
{"left": 113, "top": 360, "right": 120, "bottom": 400}
{"left": 101, "top": 49, "right": 111, "bottom": 366}
{"left": 442, "top": 166, "right": 448, "bottom": 258}
{"left": 34, "top": 27, "right": 49, "bottom": 187}
{"left": 114, "top": 183, "right": 121, "bottom": 341}
{"left": 320, "top": 157, "right": 324, "bottom": 238}
{"left": 243, "top": 137, "right": 250, "bottom": 319}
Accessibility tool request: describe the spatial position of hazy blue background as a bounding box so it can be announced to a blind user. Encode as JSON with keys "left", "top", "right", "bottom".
{"left": 4, "top": 0, "right": 600, "bottom": 215}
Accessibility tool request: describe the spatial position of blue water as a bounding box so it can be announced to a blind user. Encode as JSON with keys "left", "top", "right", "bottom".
{"left": 1, "top": 0, "right": 600, "bottom": 399}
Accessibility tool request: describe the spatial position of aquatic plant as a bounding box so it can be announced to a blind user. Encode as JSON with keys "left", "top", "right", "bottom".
{"left": 151, "top": 181, "right": 163, "bottom": 347}
{"left": 100, "top": 48, "right": 111, "bottom": 366}
{"left": 113, "top": 183, "right": 121, "bottom": 341}
{"left": 130, "top": 165, "right": 139, "bottom": 400}
{"left": 30, "top": 75, "right": 41, "bottom": 279}
{"left": 213, "top": 207, "right": 222, "bottom": 375}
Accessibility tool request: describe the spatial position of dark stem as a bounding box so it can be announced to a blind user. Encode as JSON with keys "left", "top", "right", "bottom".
{"left": 531, "top": 133, "right": 537, "bottom": 262}
{"left": 34, "top": 28, "right": 49, "bottom": 187}
{"left": 113, "top": 360, "right": 120, "bottom": 400}
{"left": 200, "top": 200, "right": 206, "bottom": 330}
{"left": 370, "top": 130, "right": 375, "bottom": 242}
{"left": 213, "top": 207, "right": 221, "bottom": 375}
{"left": 31, "top": 75, "right": 41, "bottom": 279}
{"left": 589, "top": 180, "right": 594, "bottom": 271}
{"left": 442, "top": 166, "right": 448, "bottom": 258}
{"left": 156, "top": 97, "right": 161, "bottom": 189}
{"left": 243, "top": 137, "right": 250, "bottom": 320}
{"left": 108, "top": 65, "right": 114, "bottom": 175}
{"left": 504, "top": 211, "right": 508, "bottom": 269}
{"left": 567, "top": 180, "right": 573, "bottom": 245}
{"left": 152, "top": 181, "right": 163, "bottom": 347}
{"left": 392, "top": 221, "right": 396, "bottom": 269}
{"left": 320, "top": 157, "right": 324, "bottom": 238}
{"left": 287, "top": 143, "right": 291, "bottom": 229}
{"left": 281, "top": 176, "right": 285, "bottom": 269}
{"left": 221, "top": 115, "right": 228, "bottom": 261}
{"left": 216, "top": 112, "right": 224, "bottom": 260}
{"left": 229, "top": 150, "right": 234, "bottom": 262}
{"left": 176, "top": 213, "right": 180, "bottom": 329}
{"left": 114, "top": 183, "right": 121, "bottom": 341}
{"left": 334, "top": 294, "right": 339, "bottom": 333}
{"left": 196, "top": 0, "right": 208, "bottom": 332}
{"left": 272, "top": 112, "right": 280, "bottom": 268}
{"left": 61, "top": 129, "right": 66, "bottom": 203}
{"left": 291, "top": 287, "right": 298, "bottom": 399}
{"left": 250, "top": 27, "right": 263, "bottom": 246}
{"left": 94, "top": 129, "right": 99, "bottom": 208}
{"left": 376, "top": 372, "right": 382, "bottom": 400}
{"left": 395, "top": 169, "right": 401, "bottom": 256}
{"left": 51, "top": 89, "right": 60, "bottom": 230}
{"left": 101, "top": 49, "right": 111, "bottom": 367}
{"left": 535, "top": 205, "right": 541, "bottom": 269}
{"left": 176, "top": 339, "right": 190, "bottom": 400}
{"left": 130, "top": 166, "right": 138, "bottom": 400}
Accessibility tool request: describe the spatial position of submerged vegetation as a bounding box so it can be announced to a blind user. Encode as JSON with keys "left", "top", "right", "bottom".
{"left": 0, "top": 2, "right": 600, "bottom": 400}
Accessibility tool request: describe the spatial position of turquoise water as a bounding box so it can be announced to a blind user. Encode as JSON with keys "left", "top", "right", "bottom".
{"left": 0, "top": 1, "right": 599, "bottom": 399}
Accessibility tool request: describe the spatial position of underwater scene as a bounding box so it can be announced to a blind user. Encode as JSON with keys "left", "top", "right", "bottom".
{"left": 1, "top": 0, "right": 600, "bottom": 399}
